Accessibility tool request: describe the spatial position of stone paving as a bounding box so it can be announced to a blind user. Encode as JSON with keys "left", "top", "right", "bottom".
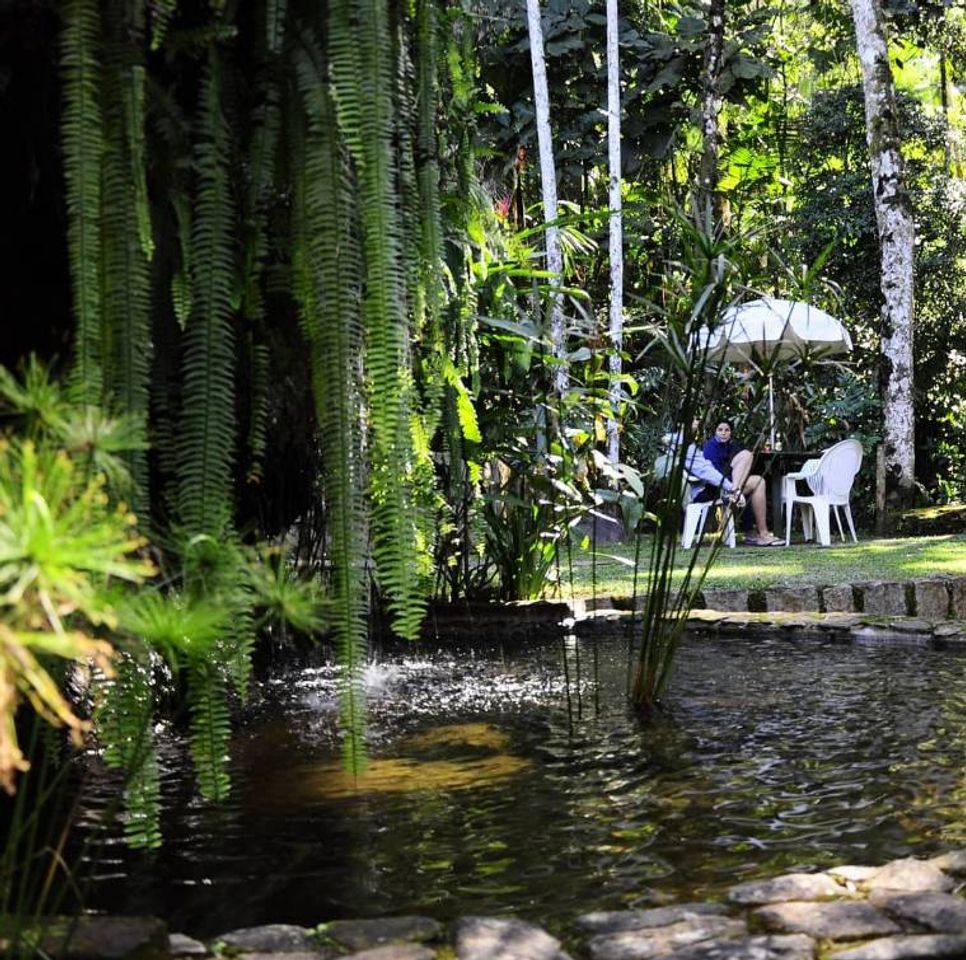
{"left": 29, "top": 852, "right": 966, "bottom": 960}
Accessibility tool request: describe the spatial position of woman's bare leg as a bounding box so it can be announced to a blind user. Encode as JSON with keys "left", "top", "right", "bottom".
{"left": 731, "top": 450, "right": 775, "bottom": 539}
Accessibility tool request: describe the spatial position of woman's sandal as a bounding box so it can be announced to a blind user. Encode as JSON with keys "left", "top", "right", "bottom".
{"left": 746, "top": 535, "right": 785, "bottom": 547}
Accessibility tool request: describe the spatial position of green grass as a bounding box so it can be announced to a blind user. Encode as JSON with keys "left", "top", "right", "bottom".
{"left": 562, "top": 533, "right": 966, "bottom": 599}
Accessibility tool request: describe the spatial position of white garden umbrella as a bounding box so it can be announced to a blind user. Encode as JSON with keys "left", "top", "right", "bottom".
{"left": 700, "top": 298, "right": 853, "bottom": 447}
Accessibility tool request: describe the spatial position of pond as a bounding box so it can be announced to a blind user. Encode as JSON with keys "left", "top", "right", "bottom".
{"left": 76, "top": 631, "right": 966, "bottom": 940}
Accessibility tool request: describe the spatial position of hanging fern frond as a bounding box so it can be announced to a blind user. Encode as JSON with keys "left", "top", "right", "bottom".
{"left": 62, "top": 0, "right": 104, "bottom": 404}
{"left": 265, "top": 0, "right": 287, "bottom": 57}
{"left": 100, "top": 2, "right": 153, "bottom": 507}
{"left": 178, "top": 50, "right": 237, "bottom": 539}
{"left": 329, "top": 0, "right": 425, "bottom": 641}
{"left": 294, "top": 40, "right": 369, "bottom": 772}
{"left": 187, "top": 661, "right": 231, "bottom": 801}
{"left": 95, "top": 652, "right": 162, "bottom": 849}
{"left": 244, "top": 340, "right": 269, "bottom": 483}
{"left": 149, "top": 0, "right": 177, "bottom": 51}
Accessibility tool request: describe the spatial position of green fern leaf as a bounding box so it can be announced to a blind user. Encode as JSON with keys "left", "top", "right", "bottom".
{"left": 177, "top": 52, "right": 237, "bottom": 539}
{"left": 187, "top": 661, "right": 231, "bottom": 802}
{"left": 61, "top": 0, "right": 104, "bottom": 404}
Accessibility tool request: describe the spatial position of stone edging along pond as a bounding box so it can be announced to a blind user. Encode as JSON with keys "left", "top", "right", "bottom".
{"left": 423, "top": 576, "right": 966, "bottom": 648}
{"left": 35, "top": 850, "right": 966, "bottom": 959}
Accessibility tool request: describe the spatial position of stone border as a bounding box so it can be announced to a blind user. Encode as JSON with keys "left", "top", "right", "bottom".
{"left": 422, "top": 578, "right": 966, "bottom": 648}
{"left": 33, "top": 851, "right": 966, "bottom": 960}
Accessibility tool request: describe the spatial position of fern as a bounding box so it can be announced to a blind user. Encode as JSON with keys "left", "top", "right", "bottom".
{"left": 149, "top": 0, "right": 177, "bottom": 51}
{"left": 95, "top": 652, "right": 162, "bottom": 849}
{"left": 100, "top": 0, "right": 153, "bottom": 507}
{"left": 61, "top": 0, "right": 104, "bottom": 404}
{"left": 177, "top": 51, "right": 237, "bottom": 539}
{"left": 187, "top": 661, "right": 231, "bottom": 802}
{"left": 329, "top": 0, "right": 425, "bottom": 641}
{"left": 294, "top": 40, "right": 369, "bottom": 772}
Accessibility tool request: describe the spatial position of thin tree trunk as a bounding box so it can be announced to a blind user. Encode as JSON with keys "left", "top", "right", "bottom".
{"left": 699, "top": 0, "right": 725, "bottom": 218}
{"left": 525, "top": 0, "right": 566, "bottom": 396}
{"left": 606, "top": 0, "right": 623, "bottom": 464}
{"left": 849, "top": 0, "right": 916, "bottom": 525}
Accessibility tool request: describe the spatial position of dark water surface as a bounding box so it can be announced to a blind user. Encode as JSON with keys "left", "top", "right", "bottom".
{"left": 77, "top": 633, "right": 966, "bottom": 938}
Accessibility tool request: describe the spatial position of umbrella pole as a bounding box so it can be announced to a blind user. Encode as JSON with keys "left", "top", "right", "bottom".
{"left": 769, "top": 373, "right": 776, "bottom": 449}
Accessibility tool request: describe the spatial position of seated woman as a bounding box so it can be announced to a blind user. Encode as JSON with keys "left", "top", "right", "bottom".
{"left": 700, "top": 418, "right": 783, "bottom": 546}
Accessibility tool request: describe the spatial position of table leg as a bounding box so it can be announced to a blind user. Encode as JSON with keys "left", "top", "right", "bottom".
{"left": 770, "top": 471, "right": 783, "bottom": 534}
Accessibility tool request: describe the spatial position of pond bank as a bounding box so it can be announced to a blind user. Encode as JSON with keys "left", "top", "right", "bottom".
{"left": 423, "top": 575, "right": 966, "bottom": 648}
{"left": 35, "top": 850, "right": 966, "bottom": 959}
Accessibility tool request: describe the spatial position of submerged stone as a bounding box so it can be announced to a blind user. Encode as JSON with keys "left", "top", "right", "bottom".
{"left": 727, "top": 873, "right": 843, "bottom": 905}
{"left": 324, "top": 918, "right": 442, "bottom": 951}
{"left": 753, "top": 901, "right": 900, "bottom": 940}
{"left": 586, "top": 916, "right": 747, "bottom": 960}
{"left": 454, "top": 917, "right": 571, "bottom": 960}
{"left": 575, "top": 904, "right": 730, "bottom": 935}
{"left": 829, "top": 934, "right": 966, "bottom": 959}
{"left": 664, "top": 934, "right": 815, "bottom": 960}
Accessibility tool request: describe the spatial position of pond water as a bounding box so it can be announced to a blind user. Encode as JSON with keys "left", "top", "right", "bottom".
{"left": 77, "top": 631, "right": 966, "bottom": 939}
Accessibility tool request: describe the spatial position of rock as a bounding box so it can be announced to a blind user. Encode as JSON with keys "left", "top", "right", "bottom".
{"left": 219, "top": 924, "right": 322, "bottom": 953}
{"left": 829, "top": 867, "right": 882, "bottom": 883}
{"left": 933, "top": 624, "right": 964, "bottom": 638}
{"left": 169, "top": 933, "right": 208, "bottom": 956}
{"left": 586, "top": 917, "right": 747, "bottom": 960}
{"left": 700, "top": 590, "right": 750, "bottom": 613}
{"left": 753, "top": 901, "right": 900, "bottom": 940}
{"left": 344, "top": 945, "right": 436, "bottom": 960}
{"left": 727, "top": 873, "right": 843, "bottom": 905}
{"left": 664, "top": 934, "right": 815, "bottom": 960}
{"left": 822, "top": 586, "right": 855, "bottom": 613}
{"left": 865, "top": 859, "right": 956, "bottom": 893}
{"left": 39, "top": 915, "right": 169, "bottom": 959}
{"left": 869, "top": 890, "right": 966, "bottom": 932}
{"left": 829, "top": 934, "right": 966, "bottom": 959}
{"left": 911, "top": 580, "right": 950, "bottom": 620}
{"left": 575, "top": 905, "right": 730, "bottom": 935}
{"left": 454, "top": 917, "right": 571, "bottom": 960}
{"left": 860, "top": 583, "right": 909, "bottom": 617}
{"left": 930, "top": 850, "right": 966, "bottom": 875}
{"left": 764, "top": 588, "right": 819, "bottom": 614}
{"left": 325, "top": 918, "right": 443, "bottom": 951}
{"left": 950, "top": 579, "right": 966, "bottom": 619}
{"left": 889, "top": 620, "right": 933, "bottom": 634}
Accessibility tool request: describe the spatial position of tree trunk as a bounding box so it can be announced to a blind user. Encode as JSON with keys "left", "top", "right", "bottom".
{"left": 605, "top": 0, "right": 623, "bottom": 464}
{"left": 699, "top": 0, "right": 725, "bottom": 219}
{"left": 849, "top": 0, "right": 916, "bottom": 524}
{"left": 525, "top": 0, "right": 566, "bottom": 396}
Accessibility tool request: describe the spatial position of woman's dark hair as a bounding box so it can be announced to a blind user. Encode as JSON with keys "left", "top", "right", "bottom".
{"left": 714, "top": 417, "right": 735, "bottom": 433}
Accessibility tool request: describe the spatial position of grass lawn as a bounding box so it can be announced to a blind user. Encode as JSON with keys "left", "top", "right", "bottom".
{"left": 564, "top": 533, "right": 966, "bottom": 598}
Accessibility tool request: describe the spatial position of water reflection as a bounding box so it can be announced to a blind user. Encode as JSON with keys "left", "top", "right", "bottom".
{"left": 76, "top": 633, "right": 966, "bottom": 938}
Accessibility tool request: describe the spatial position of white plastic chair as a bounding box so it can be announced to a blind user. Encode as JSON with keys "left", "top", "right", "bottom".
{"left": 682, "top": 484, "right": 737, "bottom": 549}
{"left": 783, "top": 439, "right": 862, "bottom": 546}
{"left": 654, "top": 451, "right": 736, "bottom": 550}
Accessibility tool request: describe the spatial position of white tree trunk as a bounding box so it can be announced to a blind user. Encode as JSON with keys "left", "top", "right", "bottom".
{"left": 605, "top": 0, "right": 623, "bottom": 464}
{"left": 525, "top": 0, "right": 567, "bottom": 396}
{"left": 849, "top": 0, "right": 916, "bottom": 514}
{"left": 699, "top": 0, "right": 725, "bottom": 213}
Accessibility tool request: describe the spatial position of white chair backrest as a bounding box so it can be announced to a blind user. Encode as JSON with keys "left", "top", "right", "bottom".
{"left": 807, "top": 439, "right": 863, "bottom": 500}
